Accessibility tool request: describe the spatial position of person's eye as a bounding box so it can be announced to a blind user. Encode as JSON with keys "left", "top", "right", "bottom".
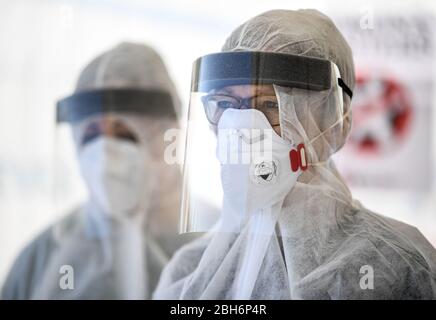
{"left": 116, "top": 131, "right": 138, "bottom": 144}
{"left": 82, "top": 131, "right": 100, "bottom": 146}
{"left": 260, "top": 100, "right": 279, "bottom": 109}
{"left": 114, "top": 122, "right": 138, "bottom": 143}
{"left": 82, "top": 122, "right": 101, "bottom": 146}
{"left": 217, "top": 100, "right": 238, "bottom": 109}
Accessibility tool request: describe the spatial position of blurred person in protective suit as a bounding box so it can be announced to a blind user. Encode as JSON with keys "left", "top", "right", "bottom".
{"left": 2, "top": 42, "right": 189, "bottom": 299}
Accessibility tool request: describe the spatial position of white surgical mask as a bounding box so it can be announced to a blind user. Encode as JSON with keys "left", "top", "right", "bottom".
{"left": 216, "top": 108, "right": 307, "bottom": 231}
{"left": 78, "top": 136, "right": 146, "bottom": 217}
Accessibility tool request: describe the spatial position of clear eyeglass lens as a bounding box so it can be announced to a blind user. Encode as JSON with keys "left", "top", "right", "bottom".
{"left": 203, "top": 94, "right": 280, "bottom": 126}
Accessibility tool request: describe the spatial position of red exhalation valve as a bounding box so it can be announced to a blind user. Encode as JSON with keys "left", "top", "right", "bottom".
{"left": 289, "top": 143, "right": 308, "bottom": 172}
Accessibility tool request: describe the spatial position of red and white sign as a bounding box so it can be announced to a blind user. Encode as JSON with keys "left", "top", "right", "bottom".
{"left": 334, "top": 14, "right": 434, "bottom": 191}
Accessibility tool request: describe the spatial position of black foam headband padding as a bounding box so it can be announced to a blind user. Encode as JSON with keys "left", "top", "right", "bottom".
{"left": 192, "top": 51, "right": 353, "bottom": 99}
{"left": 56, "top": 88, "right": 176, "bottom": 123}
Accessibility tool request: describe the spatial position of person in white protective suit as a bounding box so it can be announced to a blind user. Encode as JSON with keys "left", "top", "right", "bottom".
{"left": 1, "top": 42, "right": 192, "bottom": 299}
{"left": 154, "top": 10, "right": 436, "bottom": 299}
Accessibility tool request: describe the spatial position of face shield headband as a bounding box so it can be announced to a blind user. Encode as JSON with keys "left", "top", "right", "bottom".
{"left": 191, "top": 51, "right": 353, "bottom": 99}
{"left": 56, "top": 88, "right": 176, "bottom": 124}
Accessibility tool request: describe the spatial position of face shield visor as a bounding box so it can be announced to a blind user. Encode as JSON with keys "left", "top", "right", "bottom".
{"left": 181, "top": 51, "right": 353, "bottom": 234}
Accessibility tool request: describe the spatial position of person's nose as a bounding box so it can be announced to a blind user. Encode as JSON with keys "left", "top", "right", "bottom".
{"left": 239, "top": 99, "right": 252, "bottom": 110}
{"left": 100, "top": 118, "right": 117, "bottom": 137}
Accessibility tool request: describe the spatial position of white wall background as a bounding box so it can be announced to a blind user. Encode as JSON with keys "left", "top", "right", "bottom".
{"left": 1, "top": 0, "right": 436, "bottom": 288}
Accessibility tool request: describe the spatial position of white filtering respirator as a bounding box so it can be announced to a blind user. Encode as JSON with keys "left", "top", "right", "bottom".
{"left": 78, "top": 136, "right": 146, "bottom": 217}
{"left": 216, "top": 108, "right": 307, "bottom": 230}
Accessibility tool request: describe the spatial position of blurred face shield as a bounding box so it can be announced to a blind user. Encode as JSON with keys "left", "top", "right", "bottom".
{"left": 55, "top": 88, "right": 176, "bottom": 221}
{"left": 181, "top": 51, "right": 353, "bottom": 234}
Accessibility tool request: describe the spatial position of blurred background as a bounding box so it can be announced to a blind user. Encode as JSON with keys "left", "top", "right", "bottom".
{"left": 1, "top": 0, "right": 436, "bottom": 287}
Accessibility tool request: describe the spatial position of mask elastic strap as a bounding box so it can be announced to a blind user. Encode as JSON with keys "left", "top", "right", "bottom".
{"left": 307, "top": 107, "right": 351, "bottom": 147}
{"left": 310, "top": 161, "right": 327, "bottom": 167}
{"left": 300, "top": 107, "right": 351, "bottom": 168}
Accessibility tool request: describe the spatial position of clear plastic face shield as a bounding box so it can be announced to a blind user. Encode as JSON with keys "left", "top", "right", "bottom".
{"left": 55, "top": 89, "right": 176, "bottom": 228}
{"left": 180, "top": 51, "right": 353, "bottom": 234}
